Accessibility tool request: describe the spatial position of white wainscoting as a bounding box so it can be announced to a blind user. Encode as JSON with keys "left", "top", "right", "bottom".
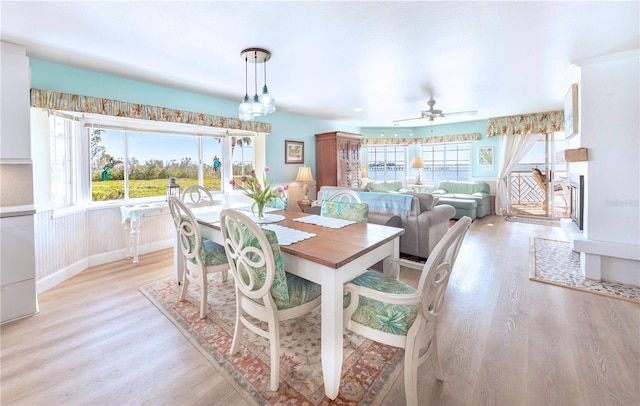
{"left": 34, "top": 206, "right": 174, "bottom": 294}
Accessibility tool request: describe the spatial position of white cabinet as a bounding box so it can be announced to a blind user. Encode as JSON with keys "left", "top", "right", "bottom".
{"left": 1, "top": 214, "right": 37, "bottom": 323}
{"left": 1, "top": 42, "right": 31, "bottom": 162}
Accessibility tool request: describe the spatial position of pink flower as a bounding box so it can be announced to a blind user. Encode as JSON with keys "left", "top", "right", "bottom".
{"left": 251, "top": 168, "right": 256, "bottom": 176}
{"left": 229, "top": 179, "right": 235, "bottom": 186}
{"left": 265, "top": 167, "right": 270, "bottom": 173}
{"left": 283, "top": 185, "right": 289, "bottom": 191}
{"left": 277, "top": 186, "right": 284, "bottom": 193}
{"left": 241, "top": 175, "right": 247, "bottom": 182}
{"left": 255, "top": 183, "right": 261, "bottom": 190}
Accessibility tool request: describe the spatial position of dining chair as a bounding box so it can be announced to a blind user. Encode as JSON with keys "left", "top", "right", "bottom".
{"left": 321, "top": 189, "right": 369, "bottom": 222}
{"left": 181, "top": 184, "right": 215, "bottom": 207}
{"left": 168, "top": 197, "right": 229, "bottom": 319}
{"left": 266, "top": 189, "right": 288, "bottom": 210}
{"left": 343, "top": 216, "right": 472, "bottom": 405}
{"left": 219, "top": 209, "right": 321, "bottom": 391}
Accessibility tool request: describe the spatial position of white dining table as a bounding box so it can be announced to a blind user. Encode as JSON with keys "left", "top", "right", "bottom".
{"left": 175, "top": 206, "right": 404, "bottom": 400}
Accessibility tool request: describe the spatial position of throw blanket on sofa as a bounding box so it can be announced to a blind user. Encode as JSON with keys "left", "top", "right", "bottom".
{"left": 318, "top": 189, "right": 414, "bottom": 219}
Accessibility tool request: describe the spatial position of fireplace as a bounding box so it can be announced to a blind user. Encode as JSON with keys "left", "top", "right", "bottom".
{"left": 569, "top": 173, "right": 584, "bottom": 230}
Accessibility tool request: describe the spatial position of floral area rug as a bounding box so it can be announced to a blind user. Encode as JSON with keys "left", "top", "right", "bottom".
{"left": 139, "top": 276, "right": 404, "bottom": 405}
{"left": 529, "top": 238, "right": 640, "bottom": 304}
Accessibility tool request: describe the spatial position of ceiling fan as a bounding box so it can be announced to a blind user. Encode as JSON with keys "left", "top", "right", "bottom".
{"left": 393, "top": 99, "right": 477, "bottom": 123}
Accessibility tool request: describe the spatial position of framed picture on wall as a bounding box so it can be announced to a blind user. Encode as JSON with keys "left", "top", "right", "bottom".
{"left": 479, "top": 146, "right": 494, "bottom": 168}
{"left": 564, "top": 83, "right": 579, "bottom": 139}
{"left": 285, "top": 140, "right": 304, "bottom": 164}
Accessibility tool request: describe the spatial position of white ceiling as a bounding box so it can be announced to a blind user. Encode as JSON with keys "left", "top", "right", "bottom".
{"left": 2, "top": 1, "right": 638, "bottom": 129}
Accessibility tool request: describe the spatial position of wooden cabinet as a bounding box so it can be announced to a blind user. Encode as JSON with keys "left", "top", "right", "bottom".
{"left": 315, "top": 131, "right": 362, "bottom": 193}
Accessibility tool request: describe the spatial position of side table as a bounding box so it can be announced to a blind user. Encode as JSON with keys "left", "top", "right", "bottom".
{"left": 297, "top": 199, "right": 313, "bottom": 212}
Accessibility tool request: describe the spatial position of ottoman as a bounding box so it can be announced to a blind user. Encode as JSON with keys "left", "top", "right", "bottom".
{"left": 436, "top": 197, "right": 478, "bottom": 219}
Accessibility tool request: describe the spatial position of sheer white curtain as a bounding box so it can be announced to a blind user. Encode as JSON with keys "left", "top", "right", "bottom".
{"left": 495, "top": 133, "right": 539, "bottom": 215}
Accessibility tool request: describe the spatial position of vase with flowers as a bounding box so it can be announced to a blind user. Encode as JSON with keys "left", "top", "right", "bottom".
{"left": 229, "top": 167, "right": 288, "bottom": 219}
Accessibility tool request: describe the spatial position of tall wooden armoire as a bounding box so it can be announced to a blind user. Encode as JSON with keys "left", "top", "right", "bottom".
{"left": 315, "top": 131, "right": 362, "bottom": 193}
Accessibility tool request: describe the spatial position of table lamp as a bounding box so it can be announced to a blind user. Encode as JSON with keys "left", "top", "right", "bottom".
{"left": 410, "top": 157, "right": 424, "bottom": 185}
{"left": 296, "top": 165, "right": 313, "bottom": 203}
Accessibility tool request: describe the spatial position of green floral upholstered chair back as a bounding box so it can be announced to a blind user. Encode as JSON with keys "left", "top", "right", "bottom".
{"left": 320, "top": 189, "right": 369, "bottom": 222}
{"left": 321, "top": 200, "right": 369, "bottom": 223}
{"left": 219, "top": 208, "right": 321, "bottom": 391}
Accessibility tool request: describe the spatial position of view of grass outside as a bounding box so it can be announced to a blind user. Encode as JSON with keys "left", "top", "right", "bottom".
{"left": 90, "top": 128, "right": 254, "bottom": 201}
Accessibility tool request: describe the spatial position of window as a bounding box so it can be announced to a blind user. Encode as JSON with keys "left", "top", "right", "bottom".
{"left": 50, "top": 115, "right": 79, "bottom": 208}
{"left": 421, "top": 142, "right": 471, "bottom": 182}
{"left": 366, "top": 145, "right": 407, "bottom": 181}
{"left": 230, "top": 136, "right": 255, "bottom": 178}
{"left": 47, "top": 111, "right": 257, "bottom": 205}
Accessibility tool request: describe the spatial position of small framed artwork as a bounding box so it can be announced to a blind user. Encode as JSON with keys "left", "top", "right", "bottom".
{"left": 285, "top": 140, "right": 304, "bottom": 164}
{"left": 479, "top": 146, "right": 494, "bottom": 168}
{"left": 564, "top": 83, "right": 578, "bottom": 139}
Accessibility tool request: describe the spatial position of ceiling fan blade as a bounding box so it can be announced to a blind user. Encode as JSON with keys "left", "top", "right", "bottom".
{"left": 442, "top": 110, "right": 478, "bottom": 117}
{"left": 392, "top": 116, "right": 425, "bottom": 123}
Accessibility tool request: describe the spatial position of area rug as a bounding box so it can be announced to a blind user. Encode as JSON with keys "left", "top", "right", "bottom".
{"left": 529, "top": 237, "right": 640, "bottom": 304}
{"left": 139, "top": 276, "right": 404, "bottom": 405}
{"left": 506, "top": 215, "right": 560, "bottom": 227}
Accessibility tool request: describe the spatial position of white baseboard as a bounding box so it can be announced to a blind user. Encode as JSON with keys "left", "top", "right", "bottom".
{"left": 36, "top": 238, "right": 174, "bottom": 294}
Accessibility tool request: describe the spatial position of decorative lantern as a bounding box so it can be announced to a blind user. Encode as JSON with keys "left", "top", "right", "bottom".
{"left": 166, "top": 177, "right": 180, "bottom": 201}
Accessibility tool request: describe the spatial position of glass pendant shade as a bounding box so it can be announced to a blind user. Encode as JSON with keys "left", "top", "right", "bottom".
{"left": 251, "top": 94, "right": 263, "bottom": 115}
{"left": 239, "top": 94, "right": 253, "bottom": 120}
{"left": 259, "top": 85, "right": 276, "bottom": 114}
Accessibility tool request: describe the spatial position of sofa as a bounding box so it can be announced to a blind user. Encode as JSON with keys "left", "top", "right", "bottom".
{"left": 309, "top": 186, "right": 456, "bottom": 258}
{"left": 432, "top": 181, "right": 491, "bottom": 220}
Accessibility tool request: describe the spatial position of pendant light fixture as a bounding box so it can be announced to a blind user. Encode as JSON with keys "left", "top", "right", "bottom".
{"left": 239, "top": 47, "right": 276, "bottom": 120}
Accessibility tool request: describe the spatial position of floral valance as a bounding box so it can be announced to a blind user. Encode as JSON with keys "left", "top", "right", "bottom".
{"left": 486, "top": 111, "right": 563, "bottom": 137}
{"left": 362, "top": 132, "right": 481, "bottom": 145}
{"left": 30, "top": 88, "right": 272, "bottom": 134}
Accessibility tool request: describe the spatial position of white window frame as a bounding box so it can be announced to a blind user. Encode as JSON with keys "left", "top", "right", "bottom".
{"left": 46, "top": 111, "right": 259, "bottom": 208}
{"left": 366, "top": 145, "right": 408, "bottom": 182}
{"left": 420, "top": 142, "right": 471, "bottom": 182}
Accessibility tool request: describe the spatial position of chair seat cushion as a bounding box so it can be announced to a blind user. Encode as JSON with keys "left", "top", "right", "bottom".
{"left": 344, "top": 270, "right": 418, "bottom": 336}
{"left": 321, "top": 200, "right": 369, "bottom": 222}
{"left": 274, "top": 273, "right": 322, "bottom": 310}
{"left": 196, "top": 238, "right": 228, "bottom": 266}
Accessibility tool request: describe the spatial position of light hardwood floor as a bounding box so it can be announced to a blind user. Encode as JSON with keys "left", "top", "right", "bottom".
{"left": 2, "top": 216, "right": 639, "bottom": 405}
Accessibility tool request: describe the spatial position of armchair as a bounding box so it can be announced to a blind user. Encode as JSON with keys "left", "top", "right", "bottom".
{"left": 343, "top": 216, "right": 472, "bottom": 405}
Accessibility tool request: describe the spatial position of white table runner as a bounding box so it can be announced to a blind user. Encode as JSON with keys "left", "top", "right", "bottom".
{"left": 293, "top": 214, "right": 356, "bottom": 229}
{"left": 261, "top": 224, "right": 316, "bottom": 246}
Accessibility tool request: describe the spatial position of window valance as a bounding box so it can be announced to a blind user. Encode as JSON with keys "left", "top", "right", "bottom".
{"left": 362, "top": 132, "right": 481, "bottom": 145}
{"left": 486, "top": 111, "right": 563, "bottom": 137}
{"left": 29, "top": 88, "right": 272, "bottom": 134}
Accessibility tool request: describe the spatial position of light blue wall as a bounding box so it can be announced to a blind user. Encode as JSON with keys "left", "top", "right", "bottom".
{"left": 29, "top": 59, "right": 357, "bottom": 184}
{"left": 30, "top": 59, "right": 499, "bottom": 183}
{"left": 361, "top": 119, "right": 499, "bottom": 180}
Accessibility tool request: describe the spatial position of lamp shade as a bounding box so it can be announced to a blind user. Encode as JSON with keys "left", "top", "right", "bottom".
{"left": 295, "top": 166, "right": 313, "bottom": 182}
{"left": 361, "top": 164, "right": 368, "bottom": 178}
{"left": 411, "top": 157, "right": 424, "bottom": 169}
